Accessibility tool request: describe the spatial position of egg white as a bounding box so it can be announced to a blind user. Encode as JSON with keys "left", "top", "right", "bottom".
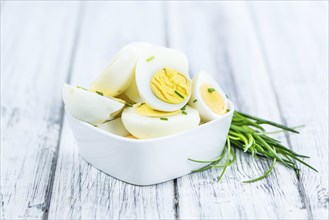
{"left": 188, "top": 71, "right": 228, "bottom": 122}
{"left": 135, "top": 46, "right": 191, "bottom": 112}
{"left": 124, "top": 77, "right": 143, "bottom": 103}
{"left": 97, "top": 117, "right": 130, "bottom": 137}
{"left": 63, "top": 84, "right": 125, "bottom": 125}
{"left": 90, "top": 42, "right": 152, "bottom": 97}
{"left": 121, "top": 105, "right": 200, "bottom": 139}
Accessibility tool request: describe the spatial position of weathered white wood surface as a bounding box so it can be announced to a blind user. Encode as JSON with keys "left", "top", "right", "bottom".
{"left": 167, "top": 2, "right": 311, "bottom": 219}
{"left": 1, "top": 1, "right": 328, "bottom": 219}
{"left": 47, "top": 2, "right": 176, "bottom": 219}
{"left": 249, "top": 2, "right": 329, "bottom": 218}
{"left": 0, "top": 1, "right": 80, "bottom": 219}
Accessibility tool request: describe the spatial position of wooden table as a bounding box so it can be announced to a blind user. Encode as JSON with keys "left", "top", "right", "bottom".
{"left": 1, "top": 1, "right": 328, "bottom": 219}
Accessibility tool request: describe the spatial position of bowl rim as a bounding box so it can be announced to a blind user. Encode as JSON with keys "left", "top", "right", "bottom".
{"left": 66, "top": 100, "right": 235, "bottom": 143}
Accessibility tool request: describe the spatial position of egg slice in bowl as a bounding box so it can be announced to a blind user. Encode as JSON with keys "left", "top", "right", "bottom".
{"left": 97, "top": 117, "right": 130, "bottom": 137}
{"left": 189, "top": 71, "right": 228, "bottom": 122}
{"left": 62, "top": 84, "right": 125, "bottom": 125}
{"left": 90, "top": 42, "right": 152, "bottom": 97}
{"left": 121, "top": 103, "right": 200, "bottom": 139}
{"left": 135, "top": 46, "right": 192, "bottom": 112}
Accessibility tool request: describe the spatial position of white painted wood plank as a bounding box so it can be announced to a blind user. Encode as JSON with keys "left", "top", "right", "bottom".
{"left": 250, "top": 2, "right": 328, "bottom": 219}
{"left": 167, "top": 2, "right": 311, "bottom": 219}
{"left": 48, "top": 2, "right": 176, "bottom": 219}
{"left": 0, "top": 2, "right": 80, "bottom": 219}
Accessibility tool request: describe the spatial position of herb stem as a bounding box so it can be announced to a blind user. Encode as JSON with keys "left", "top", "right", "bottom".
{"left": 146, "top": 55, "right": 155, "bottom": 62}
{"left": 189, "top": 110, "right": 315, "bottom": 183}
{"left": 243, "top": 158, "right": 277, "bottom": 183}
{"left": 175, "top": 90, "right": 185, "bottom": 99}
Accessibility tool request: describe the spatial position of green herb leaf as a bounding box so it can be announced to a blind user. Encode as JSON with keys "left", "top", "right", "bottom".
{"left": 175, "top": 90, "right": 184, "bottom": 99}
{"left": 146, "top": 55, "right": 155, "bottom": 62}
{"left": 243, "top": 158, "right": 277, "bottom": 183}
{"left": 182, "top": 111, "right": 187, "bottom": 115}
{"left": 181, "top": 105, "right": 186, "bottom": 110}
{"left": 208, "top": 88, "right": 216, "bottom": 93}
{"left": 193, "top": 99, "right": 198, "bottom": 103}
{"left": 96, "top": 91, "right": 104, "bottom": 96}
{"left": 160, "top": 117, "right": 168, "bottom": 121}
{"left": 189, "top": 110, "right": 315, "bottom": 183}
{"left": 76, "top": 86, "right": 87, "bottom": 90}
{"left": 102, "top": 118, "right": 115, "bottom": 123}
{"left": 125, "top": 103, "right": 133, "bottom": 107}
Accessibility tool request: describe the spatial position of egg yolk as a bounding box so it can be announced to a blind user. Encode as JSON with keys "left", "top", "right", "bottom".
{"left": 150, "top": 68, "right": 190, "bottom": 104}
{"left": 200, "top": 83, "right": 227, "bottom": 115}
{"left": 126, "top": 134, "right": 138, "bottom": 139}
{"left": 135, "top": 103, "right": 179, "bottom": 117}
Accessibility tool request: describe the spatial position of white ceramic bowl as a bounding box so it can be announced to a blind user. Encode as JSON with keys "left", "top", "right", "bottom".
{"left": 66, "top": 100, "right": 234, "bottom": 186}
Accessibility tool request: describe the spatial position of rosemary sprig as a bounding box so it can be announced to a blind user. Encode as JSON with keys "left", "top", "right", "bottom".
{"left": 189, "top": 111, "right": 317, "bottom": 183}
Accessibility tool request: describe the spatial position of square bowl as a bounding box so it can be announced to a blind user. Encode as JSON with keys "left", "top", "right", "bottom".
{"left": 66, "top": 100, "right": 234, "bottom": 186}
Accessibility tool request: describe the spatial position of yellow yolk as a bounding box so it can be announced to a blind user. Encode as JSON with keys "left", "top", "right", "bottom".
{"left": 200, "top": 83, "right": 227, "bottom": 115}
{"left": 126, "top": 134, "right": 138, "bottom": 139}
{"left": 135, "top": 103, "right": 179, "bottom": 117}
{"left": 150, "top": 68, "right": 190, "bottom": 104}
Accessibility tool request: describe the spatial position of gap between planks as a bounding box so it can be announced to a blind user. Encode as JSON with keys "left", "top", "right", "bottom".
{"left": 42, "top": 3, "right": 84, "bottom": 219}
{"left": 47, "top": 2, "right": 176, "bottom": 219}
{"left": 247, "top": 4, "right": 317, "bottom": 219}
{"left": 163, "top": 2, "right": 180, "bottom": 220}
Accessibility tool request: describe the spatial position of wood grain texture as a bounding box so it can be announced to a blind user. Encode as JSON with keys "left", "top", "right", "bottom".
{"left": 48, "top": 2, "right": 176, "bottom": 219}
{"left": 166, "top": 1, "right": 327, "bottom": 219}
{"left": 0, "top": 1, "right": 80, "bottom": 219}
{"left": 249, "top": 2, "right": 329, "bottom": 219}
{"left": 1, "top": 1, "right": 328, "bottom": 219}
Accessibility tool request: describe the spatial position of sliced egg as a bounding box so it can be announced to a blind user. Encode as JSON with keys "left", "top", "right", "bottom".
{"left": 188, "top": 71, "right": 228, "bottom": 122}
{"left": 135, "top": 46, "right": 191, "bottom": 112}
{"left": 97, "top": 118, "right": 130, "bottom": 137}
{"left": 115, "top": 92, "right": 133, "bottom": 104}
{"left": 90, "top": 42, "right": 152, "bottom": 97}
{"left": 63, "top": 84, "right": 125, "bottom": 125}
{"left": 125, "top": 134, "right": 139, "bottom": 140}
{"left": 124, "top": 76, "right": 143, "bottom": 103}
{"left": 121, "top": 104, "right": 200, "bottom": 139}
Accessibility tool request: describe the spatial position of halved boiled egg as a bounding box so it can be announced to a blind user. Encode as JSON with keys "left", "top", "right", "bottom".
{"left": 124, "top": 76, "right": 143, "bottom": 103}
{"left": 188, "top": 71, "right": 228, "bottom": 122}
{"left": 121, "top": 104, "right": 200, "bottom": 139}
{"left": 63, "top": 84, "right": 125, "bottom": 125}
{"left": 125, "top": 134, "right": 139, "bottom": 139}
{"left": 135, "top": 46, "right": 191, "bottom": 112}
{"left": 97, "top": 118, "right": 130, "bottom": 137}
{"left": 90, "top": 42, "right": 152, "bottom": 97}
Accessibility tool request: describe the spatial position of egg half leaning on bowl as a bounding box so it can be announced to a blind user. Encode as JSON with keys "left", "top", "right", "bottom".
{"left": 62, "top": 84, "right": 125, "bottom": 125}
{"left": 188, "top": 71, "right": 228, "bottom": 122}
